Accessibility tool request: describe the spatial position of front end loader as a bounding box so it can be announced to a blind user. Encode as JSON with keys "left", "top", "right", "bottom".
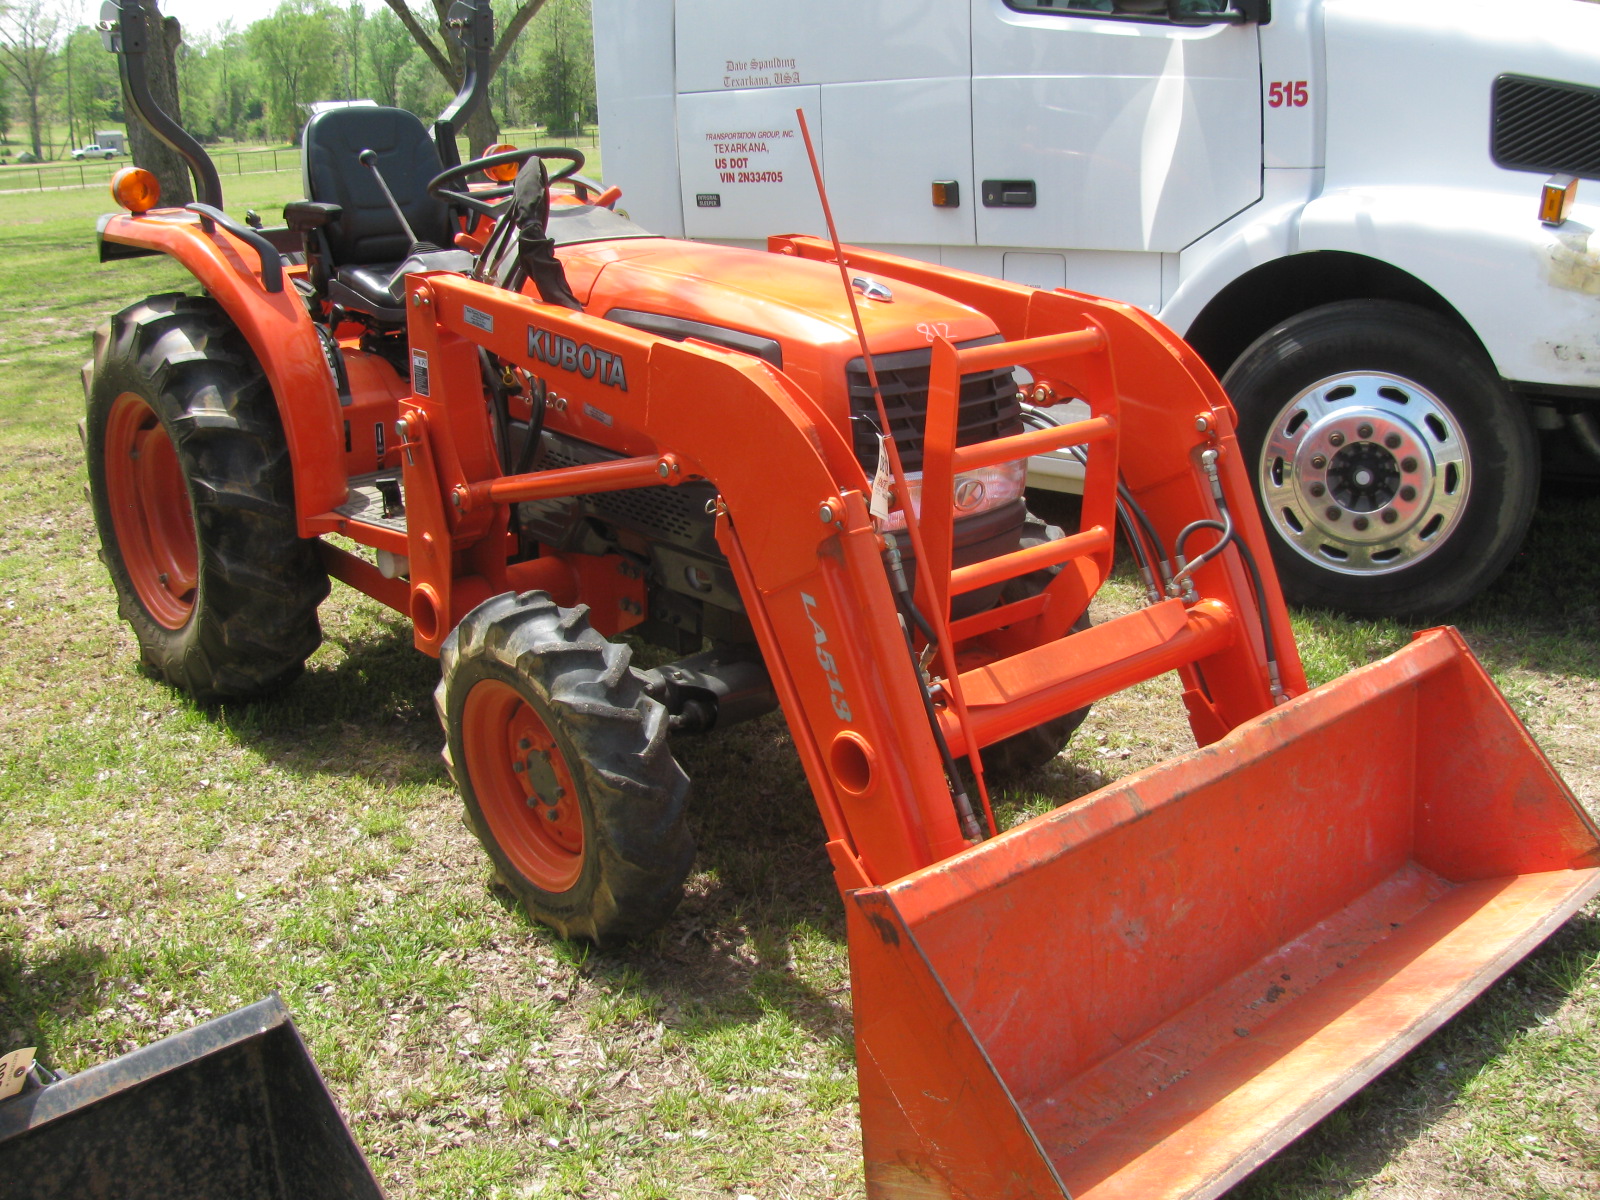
{"left": 78, "top": 2, "right": 1600, "bottom": 1195}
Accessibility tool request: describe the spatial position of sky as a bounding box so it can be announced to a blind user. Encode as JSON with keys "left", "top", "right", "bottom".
{"left": 138, "top": 1, "right": 300, "bottom": 41}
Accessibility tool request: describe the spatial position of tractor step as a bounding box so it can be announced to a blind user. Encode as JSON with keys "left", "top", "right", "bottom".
{"left": 335, "top": 473, "right": 407, "bottom": 535}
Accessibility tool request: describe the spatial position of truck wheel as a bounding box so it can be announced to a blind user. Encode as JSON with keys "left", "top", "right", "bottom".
{"left": 437, "top": 591, "right": 694, "bottom": 945}
{"left": 1224, "top": 300, "right": 1537, "bottom": 616}
{"left": 86, "top": 293, "right": 327, "bottom": 701}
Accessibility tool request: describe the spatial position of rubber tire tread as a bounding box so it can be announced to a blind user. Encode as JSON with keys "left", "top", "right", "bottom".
{"left": 86, "top": 292, "right": 327, "bottom": 701}
{"left": 1224, "top": 300, "right": 1538, "bottom": 616}
{"left": 437, "top": 591, "right": 694, "bottom": 946}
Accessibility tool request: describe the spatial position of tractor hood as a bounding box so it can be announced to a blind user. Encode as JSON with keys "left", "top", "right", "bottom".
{"left": 557, "top": 236, "right": 1002, "bottom": 410}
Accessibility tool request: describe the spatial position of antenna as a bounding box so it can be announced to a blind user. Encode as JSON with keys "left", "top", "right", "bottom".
{"left": 793, "top": 108, "right": 994, "bottom": 842}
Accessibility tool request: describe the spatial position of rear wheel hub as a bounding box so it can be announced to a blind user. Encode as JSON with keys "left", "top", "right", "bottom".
{"left": 1259, "top": 372, "right": 1469, "bottom": 575}
{"left": 104, "top": 392, "right": 198, "bottom": 629}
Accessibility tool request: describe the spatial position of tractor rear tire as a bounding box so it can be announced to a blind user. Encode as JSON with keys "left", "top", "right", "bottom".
{"left": 438, "top": 591, "right": 694, "bottom": 945}
{"left": 85, "top": 293, "right": 327, "bottom": 702}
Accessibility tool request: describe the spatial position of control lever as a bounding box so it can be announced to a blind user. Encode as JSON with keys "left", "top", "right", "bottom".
{"left": 358, "top": 148, "right": 427, "bottom": 250}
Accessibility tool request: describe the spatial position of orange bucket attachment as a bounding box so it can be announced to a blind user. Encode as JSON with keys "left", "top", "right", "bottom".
{"left": 849, "top": 628, "right": 1600, "bottom": 1200}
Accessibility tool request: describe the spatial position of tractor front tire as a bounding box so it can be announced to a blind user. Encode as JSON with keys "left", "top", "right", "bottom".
{"left": 86, "top": 293, "right": 327, "bottom": 702}
{"left": 438, "top": 591, "right": 694, "bottom": 945}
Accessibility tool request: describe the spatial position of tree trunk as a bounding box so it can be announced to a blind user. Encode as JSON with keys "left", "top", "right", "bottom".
{"left": 465, "top": 103, "right": 499, "bottom": 159}
{"left": 122, "top": 2, "right": 194, "bottom": 207}
{"left": 27, "top": 92, "right": 42, "bottom": 158}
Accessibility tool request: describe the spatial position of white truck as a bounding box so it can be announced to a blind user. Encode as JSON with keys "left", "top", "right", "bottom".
{"left": 592, "top": 0, "right": 1600, "bottom": 614}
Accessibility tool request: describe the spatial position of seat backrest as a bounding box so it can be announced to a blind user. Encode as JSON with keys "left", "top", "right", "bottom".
{"left": 301, "top": 106, "right": 452, "bottom": 265}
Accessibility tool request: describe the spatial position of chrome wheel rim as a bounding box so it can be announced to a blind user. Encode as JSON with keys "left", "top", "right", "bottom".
{"left": 1258, "top": 371, "right": 1470, "bottom": 577}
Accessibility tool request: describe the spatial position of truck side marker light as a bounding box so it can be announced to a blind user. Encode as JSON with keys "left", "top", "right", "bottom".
{"left": 1540, "top": 174, "right": 1578, "bottom": 227}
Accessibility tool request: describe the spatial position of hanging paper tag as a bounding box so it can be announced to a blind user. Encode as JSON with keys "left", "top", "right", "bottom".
{"left": 869, "top": 435, "right": 894, "bottom": 522}
{"left": 0, "top": 1047, "right": 36, "bottom": 1100}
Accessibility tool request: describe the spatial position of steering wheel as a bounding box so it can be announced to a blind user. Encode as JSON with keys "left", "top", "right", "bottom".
{"left": 427, "top": 146, "right": 586, "bottom": 218}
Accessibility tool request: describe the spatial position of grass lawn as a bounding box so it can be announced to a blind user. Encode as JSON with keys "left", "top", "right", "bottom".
{"left": 0, "top": 175, "right": 1596, "bottom": 1199}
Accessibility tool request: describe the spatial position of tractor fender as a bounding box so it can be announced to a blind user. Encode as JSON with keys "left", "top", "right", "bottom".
{"left": 98, "top": 210, "right": 347, "bottom": 524}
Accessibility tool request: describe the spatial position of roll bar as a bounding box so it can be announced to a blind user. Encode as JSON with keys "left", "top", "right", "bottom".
{"left": 432, "top": 0, "right": 495, "bottom": 170}
{"left": 99, "top": 0, "right": 498, "bottom": 200}
{"left": 98, "top": 0, "right": 224, "bottom": 209}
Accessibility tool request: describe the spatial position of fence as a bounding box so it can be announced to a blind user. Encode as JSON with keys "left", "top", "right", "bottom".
{"left": 0, "top": 128, "right": 602, "bottom": 195}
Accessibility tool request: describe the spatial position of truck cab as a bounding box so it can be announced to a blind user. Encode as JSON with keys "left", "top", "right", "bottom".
{"left": 594, "top": 0, "right": 1600, "bottom": 613}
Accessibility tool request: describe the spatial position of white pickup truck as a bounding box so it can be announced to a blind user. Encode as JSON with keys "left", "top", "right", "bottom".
{"left": 592, "top": 0, "right": 1600, "bottom": 614}
{"left": 70, "top": 143, "right": 119, "bottom": 160}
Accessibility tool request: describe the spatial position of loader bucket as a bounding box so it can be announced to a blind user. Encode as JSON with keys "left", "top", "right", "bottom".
{"left": 0, "top": 995, "right": 382, "bottom": 1200}
{"left": 849, "top": 628, "right": 1600, "bottom": 1200}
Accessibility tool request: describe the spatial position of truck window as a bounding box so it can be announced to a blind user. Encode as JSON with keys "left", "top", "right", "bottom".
{"left": 1006, "top": 0, "right": 1233, "bottom": 20}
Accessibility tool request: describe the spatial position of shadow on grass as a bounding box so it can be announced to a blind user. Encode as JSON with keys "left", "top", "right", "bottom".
{"left": 1226, "top": 910, "right": 1600, "bottom": 1200}
{"left": 1451, "top": 484, "right": 1600, "bottom": 682}
{"left": 164, "top": 601, "right": 855, "bottom": 1054}
{"left": 483, "top": 709, "right": 857, "bottom": 1059}
{"left": 190, "top": 610, "right": 447, "bottom": 788}
{"left": 0, "top": 938, "right": 110, "bottom": 1071}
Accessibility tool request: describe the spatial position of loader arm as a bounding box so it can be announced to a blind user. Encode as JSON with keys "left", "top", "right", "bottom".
{"left": 399, "top": 261, "right": 1300, "bottom": 886}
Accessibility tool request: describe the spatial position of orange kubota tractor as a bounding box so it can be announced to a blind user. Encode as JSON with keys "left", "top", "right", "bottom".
{"left": 85, "top": 2, "right": 1600, "bottom": 1197}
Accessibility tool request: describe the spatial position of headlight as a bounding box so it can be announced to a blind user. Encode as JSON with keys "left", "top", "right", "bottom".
{"left": 879, "top": 460, "right": 1027, "bottom": 532}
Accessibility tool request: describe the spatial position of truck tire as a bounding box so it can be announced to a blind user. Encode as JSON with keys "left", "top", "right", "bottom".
{"left": 437, "top": 591, "right": 694, "bottom": 945}
{"left": 86, "top": 293, "right": 327, "bottom": 701}
{"left": 1224, "top": 300, "right": 1537, "bottom": 616}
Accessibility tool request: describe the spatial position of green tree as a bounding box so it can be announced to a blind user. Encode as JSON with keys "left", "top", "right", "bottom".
{"left": 248, "top": 0, "right": 339, "bottom": 142}
{"left": 0, "top": 0, "right": 64, "bottom": 158}
{"left": 519, "top": 0, "right": 592, "bottom": 134}
{"left": 363, "top": 5, "right": 413, "bottom": 107}
{"left": 379, "top": 0, "right": 550, "bottom": 153}
{"left": 335, "top": 1, "right": 364, "bottom": 99}
{"left": 62, "top": 25, "right": 121, "bottom": 152}
{"left": 211, "top": 24, "right": 258, "bottom": 141}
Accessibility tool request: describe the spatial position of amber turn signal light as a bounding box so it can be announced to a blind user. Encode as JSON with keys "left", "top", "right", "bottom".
{"left": 110, "top": 167, "right": 161, "bottom": 214}
{"left": 1540, "top": 174, "right": 1578, "bottom": 227}
{"left": 482, "top": 144, "right": 522, "bottom": 183}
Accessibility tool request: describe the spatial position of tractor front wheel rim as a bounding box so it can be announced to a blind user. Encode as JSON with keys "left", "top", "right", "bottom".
{"left": 462, "top": 679, "right": 585, "bottom": 893}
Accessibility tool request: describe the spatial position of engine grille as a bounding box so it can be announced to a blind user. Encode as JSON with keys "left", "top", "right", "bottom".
{"left": 1491, "top": 74, "right": 1600, "bottom": 181}
{"left": 846, "top": 341, "right": 1022, "bottom": 473}
{"left": 532, "top": 435, "right": 716, "bottom": 547}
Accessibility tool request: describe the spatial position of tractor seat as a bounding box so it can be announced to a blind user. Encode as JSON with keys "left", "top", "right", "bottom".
{"left": 334, "top": 245, "right": 474, "bottom": 317}
{"left": 296, "top": 105, "right": 473, "bottom": 320}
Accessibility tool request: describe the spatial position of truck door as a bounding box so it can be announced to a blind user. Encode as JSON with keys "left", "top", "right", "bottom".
{"left": 972, "top": 1, "right": 1264, "bottom": 256}
{"left": 671, "top": 0, "right": 973, "bottom": 247}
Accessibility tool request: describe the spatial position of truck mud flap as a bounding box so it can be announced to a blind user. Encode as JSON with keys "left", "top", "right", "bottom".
{"left": 849, "top": 628, "right": 1600, "bottom": 1200}
{"left": 0, "top": 995, "right": 382, "bottom": 1200}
